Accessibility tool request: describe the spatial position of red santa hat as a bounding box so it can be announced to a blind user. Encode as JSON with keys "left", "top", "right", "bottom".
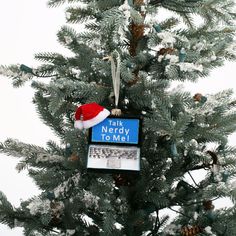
{"left": 74, "top": 102, "right": 110, "bottom": 129}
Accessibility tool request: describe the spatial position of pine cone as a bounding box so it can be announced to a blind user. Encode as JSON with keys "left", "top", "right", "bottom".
{"left": 134, "top": 0, "right": 145, "bottom": 5}
{"left": 181, "top": 225, "right": 203, "bottom": 236}
{"left": 193, "top": 93, "right": 203, "bottom": 102}
{"left": 193, "top": 93, "right": 208, "bottom": 104}
{"left": 129, "top": 23, "right": 145, "bottom": 40}
{"left": 203, "top": 200, "right": 215, "bottom": 211}
{"left": 158, "top": 47, "right": 175, "bottom": 55}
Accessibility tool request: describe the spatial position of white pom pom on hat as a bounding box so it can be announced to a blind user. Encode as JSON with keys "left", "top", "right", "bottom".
{"left": 74, "top": 102, "right": 110, "bottom": 130}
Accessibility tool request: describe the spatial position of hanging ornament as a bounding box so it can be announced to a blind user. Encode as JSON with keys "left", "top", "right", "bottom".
{"left": 103, "top": 51, "right": 122, "bottom": 116}
{"left": 153, "top": 24, "right": 162, "bottom": 32}
{"left": 179, "top": 48, "right": 186, "bottom": 62}
{"left": 74, "top": 102, "right": 110, "bottom": 129}
{"left": 87, "top": 115, "right": 142, "bottom": 173}
{"left": 181, "top": 225, "right": 203, "bottom": 236}
{"left": 193, "top": 93, "right": 207, "bottom": 104}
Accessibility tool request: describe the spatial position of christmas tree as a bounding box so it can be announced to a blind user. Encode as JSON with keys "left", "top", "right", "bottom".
{"left": 1, "top": 0, "right": 236, "bottom": 235}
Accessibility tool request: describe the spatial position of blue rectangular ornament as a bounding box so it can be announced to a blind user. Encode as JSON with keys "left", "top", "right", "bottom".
{"left": 91, "top": 117, "right": 140, "bottom": 145}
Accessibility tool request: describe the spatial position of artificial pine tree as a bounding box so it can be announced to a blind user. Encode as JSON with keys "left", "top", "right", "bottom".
{"left": 1, "top": 0, "right": 236, "bottom": 235}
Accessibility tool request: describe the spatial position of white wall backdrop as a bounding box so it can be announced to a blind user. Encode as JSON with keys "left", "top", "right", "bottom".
{"left": 0, "top": 1, "right": 65, "bottom": 235}
{"left": 0, "top": 1, "right": 236, "bottom": 235}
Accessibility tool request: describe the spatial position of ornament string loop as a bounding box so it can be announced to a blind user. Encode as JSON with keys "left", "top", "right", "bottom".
{"left": 110, "top": 51, "right": 121, "bottom": 108}
{"left": 103, "top": 51, "right": 122, "bottom": 116}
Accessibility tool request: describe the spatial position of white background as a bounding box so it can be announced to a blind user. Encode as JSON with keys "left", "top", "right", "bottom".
{"left": 0, "top": 1, "right": 236, "bottom": 235}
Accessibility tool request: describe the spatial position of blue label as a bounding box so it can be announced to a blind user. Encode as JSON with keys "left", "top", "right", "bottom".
{"left": 91, "top": 118, "right": 140, "bottom": 144}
